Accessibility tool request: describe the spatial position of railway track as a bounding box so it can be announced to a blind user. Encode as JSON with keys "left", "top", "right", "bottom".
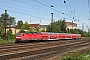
{"left": 0, "top": 38, "right": 86, "bottom": 50}
{"left": 0, "top": 39, "right": 87, "bottom": 55}
{"left": 13, "top": 42, "right": 90, "bottom": 60}
{"left": 0, "top": 38, "right": 90, "bottom": 60}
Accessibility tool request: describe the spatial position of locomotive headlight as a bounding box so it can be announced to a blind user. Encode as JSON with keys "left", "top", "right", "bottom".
{"left": 16, "top": 37, "right": 21, "bottom": 38}
{"left": 18, "top": 37, "right": 21, "bottom": 38}
{"left": 16, "top": 37, "right": 18, "bottom": 38}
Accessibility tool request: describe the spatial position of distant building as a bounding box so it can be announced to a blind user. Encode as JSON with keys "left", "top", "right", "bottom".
{"left": 30, "top": 24, "right": 47, "bottom": 31}
{"left": 6, "top": 24, "right": 47, "bottom": 34}
{"left": 39, "top": 25, "right": 47, "bottom": 31}
{"left": 30, "top": 24, "right": 40, "bottom": 28}
{"left": 66, "top": 22, "right": 77, "bottom": 29}
{"left": 6, "top": 27, "right": 29, "bottom": 34}
{"left": 6, "top": 27, "right": 16, "bottom": 34}
{"left": 6, "top": 22, "right": 77, "bottom": 34}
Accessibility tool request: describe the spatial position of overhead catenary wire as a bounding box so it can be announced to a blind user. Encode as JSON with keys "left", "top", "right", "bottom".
{"left": 0, "top": 4, "right": 50, "bottom": 16}
{"left": 15, "top": 0, "right": 70, "bottom": 19}
{"left": 0, "top": 0, "right": 68, "bottom": 25}
{"left": 18, "top": 0, "right": 69, "bottom": 18}
{"left": 67, "top": 0, "right": 73, "bottom": 15}
{"left": 88, "top": 0, "right": 90, "bottom": 20}
{"left": 64, "top": 0, "right": 71, "bottom": 18}
{"left": 17, "top": 0, "right": 70, "bottom": 20}
{"left": 16, "top": 0, "right": 51, "bottom": 14}
{"left": 67, "top": 0, "right": 74, "bottom": 19}
{"left": 64, "top": 0, "right": 76, "bottom": 21}
{"left": 88, "top": 0, "right": 90, "bottom": 28}
{"left": 0, "top": 0, "right": 53, "bottom": 24}
{"left": 14, "top": 0, "right": 67, "bottom": 20}
{"left": 63, "top": 0, "right": 89, "bottom": 22}
{"left": 7, "top": 0, "right": 71, "bottom": 21}
{"left": 33, "top": 0, "right": 72, "bottom": 18}
{"left": 0, "top": 0, "right": 52, "bottom": 21}
{"left": 1, "top": 0, "right": 87, "bottom": 26}
{"left": 0, "top": 7, "right": 49, "bottom": 21}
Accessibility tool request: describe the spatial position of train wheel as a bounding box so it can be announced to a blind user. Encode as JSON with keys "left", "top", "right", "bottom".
{"left": 15, "top": 41, "right": 19, "bottom": 43}
{"left": 15, "top": 40, "right": 21, "bottom": 43}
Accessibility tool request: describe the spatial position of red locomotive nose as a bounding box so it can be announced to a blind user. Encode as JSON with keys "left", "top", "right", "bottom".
{"left": 16, "top": 36, "right": 21, "bottom": 40}
{"left": 16, "top": 33, "right": 22, "bottom": 40}
{"left": 16, "top": 36, "right": 21, "bottom": 39}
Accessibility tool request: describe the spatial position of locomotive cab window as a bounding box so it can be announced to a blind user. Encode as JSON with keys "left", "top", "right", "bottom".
{"left": 16, "top": 33, "right": 21, "bottom": 36}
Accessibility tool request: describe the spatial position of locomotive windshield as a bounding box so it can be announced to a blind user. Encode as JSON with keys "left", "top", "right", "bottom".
{"left": 16, "top": 33, "right": 21, "bottom": 36}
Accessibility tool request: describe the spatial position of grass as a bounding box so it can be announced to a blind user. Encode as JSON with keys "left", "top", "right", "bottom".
{"left": 82, "top": 37, "right": 90, "bottom": 38}
{"left": 59, "top": 49, "right": 90, "bottom": 60}
{"left": 0, "top": 39, "right": 15, "bottom": 44}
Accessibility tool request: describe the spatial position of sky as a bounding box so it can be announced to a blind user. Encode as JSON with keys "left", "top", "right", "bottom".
{"left": 0, "top": 0, "right": 90, "bottom": 31}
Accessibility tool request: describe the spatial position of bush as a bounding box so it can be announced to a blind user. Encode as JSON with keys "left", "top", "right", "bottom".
{"left": 6, "top": 29, "right": 15, "bottom": 39}
{"left": 61, "top": 50, "right": 90, "bottom": 60}
{"left": 0, "top": 39, "right": 15, "bottom": 44}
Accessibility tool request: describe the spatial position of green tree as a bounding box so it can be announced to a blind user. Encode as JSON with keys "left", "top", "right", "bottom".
{"left": 7, "top": 29, "right": 12, "bottom": 39}
{"left": 19, "top": 29, "right": 25, "bottom": 33}
{"left": 66, "top": 28, "right": 70, "bottom": 33}
{"left": 61, "top": 20, "right": 67, "bottom": 32}
{"left": 8, "top": 16, "right": 16, "bottom": 27}
{"left": 0, "top": 11, "right": 16, "bottom": 39}
{"left": 41, "top": 29, "right": 46, "bottom": 32}
{"left": 0, "top": 13, "right": 9, "bottom": 25}
{"left": 36, "top": 27, "right": 40, "bottom": 32}
{"left": 47, "top": 19, "right": 67, "bottom": 33}
{"left": 27, "top": 27, "right": 34, "bottom": 33}
{"left": 46, "top": 24, "right": 51, "bottom": 32}
{"left": 22, "top": 22, "right": 30, "bottom": 28}
{"left": 0, "top": 24, "right": 4, "bottom": 38}
{"left": 67, "top": 28, "right": 90, "bottom": 37}
{"left": 17, "top": 20, "right": 23, "bottom": 27}
{"left": 0, "top": 13, "right": 15, "bottom": 27}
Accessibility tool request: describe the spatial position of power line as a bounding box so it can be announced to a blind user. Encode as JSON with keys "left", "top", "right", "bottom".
{"left": 33, "top": 0, "right": 72, "bottom": 18}
{"left": 0, "top": 4, "right": 50, "bottom": 16}
{"left": 76, "top": 12, "right": 88, "bottom": 18}
{"left": 17, "top": 0, "right": 67, "bottom": 20}
{"left": 1, "top": 0, "right": 52, "bottom": 20}
{"left": 0, "top": 0, "right": 76, "bottom": 24}
{"left": 88, "top": 0, "right": 90, "bottom": 20}
{"left": 0, "top": 7, "right": 49, "bottom": 21}
{"left": 14, "top": 0, "right": 71, "bottom": 20}
{"left": 64, "top": 0, "right": 71, "bottom": 17}
{"left": 0, "top": 3, "right": 66, "bottom": 25}
{"left": 0, "top": 8, "right": 50, "bottom": 25}
{"left": 14, "top": 0, "right": 67, "bottom": 20}
{"left": 16, "top": 0, "right": 51, "bottom": 14}
{"left": 64, "top": 0, "right": 76, "bottom": 20}
{"left": 10, "top": 0, "right": 72, "bottom": 20}
{"left": 67, "top": 0, "right": 73, "bottom": 15}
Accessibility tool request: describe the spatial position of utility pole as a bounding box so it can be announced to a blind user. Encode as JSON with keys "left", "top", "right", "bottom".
{"left": 82, "top": 23, "right": 84, "bottom": 31}
{"left": 86, "top": 26, "right": 89, "bottom": 36}
{"left": 51, "top": 13, "right": 53, "bottom": 32}
{"left": 88, "top": 28, "right": 89, "bottom": 35}
{"left": 40, "top": 19, "right": 41, "bottom": 25}
{"left": 4, "top": 10, "right": 8, "bottom": 40}
{"left": 30, "top": 20, "right": 31, "bottom": 23}
{"left": 50, "top": 5, "right": 54, "bottom": 32}
{"left": 72, "top": 21, "right": 73, "bottom": 29}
